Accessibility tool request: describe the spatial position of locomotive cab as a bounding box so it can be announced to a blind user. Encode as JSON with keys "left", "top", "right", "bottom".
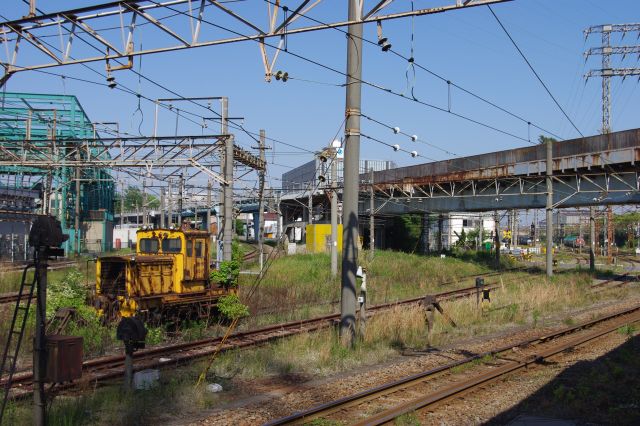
{"left": 96, "top": 228, "right": 230, "bottom": 321}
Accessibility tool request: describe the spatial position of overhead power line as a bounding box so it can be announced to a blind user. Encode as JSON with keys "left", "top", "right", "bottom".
{"left": 152, "top": 1, "right": 536, "bottom": 145}
{"left": 263, "top": 0, "right": 565, "bottom": 142}
{"left": 487, "top": 5, "right": 584, "bottom": 138}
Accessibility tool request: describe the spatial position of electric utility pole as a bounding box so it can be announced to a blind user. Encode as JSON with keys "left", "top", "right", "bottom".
{"left": 75, "top": 149, "right": 81, "bottom": 254}
{"left": 142, "top": 179, "right": 148, "bottom": 227}
{"left": 160, "top": 189, "right": 165, "bottom": 228}
{"left": 331, "top": 148, "right": 338, "bottom": 278}
{"left": 221, "top": 97, "right": 233, "bottom": 262}
{"left": 255, "top": 130, "right": 267, "bottom": 275}
{"left": 546, "top": 137, "right": 554, "bottom": 277}
{"left": 206, "top": 181, "right": 212, "bottom": 233}
{"left": 590, "top": 206, "right": 596, "bottom": 271}
{"left": 178, "top": 174, "right": 184, "bottom": 227}
{"left": 341, "top": 0, "right": 363, "bottom": 347}
{"left": 494, "top": 210, "right": 500, "bottom": 268}
{"left": 168, "top": 180, "right": 173, "bottom": 227}
{"left": 120, "top": 180, "right": 125, "bottom": 229}
{"left": 369, "top": 168, "right": 375, "bottom": 261}
{"left": 607, "top": 206, "right": 614, "bottom": 264}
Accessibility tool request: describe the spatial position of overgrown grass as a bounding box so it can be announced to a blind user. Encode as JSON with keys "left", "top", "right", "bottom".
{"left": 6, "top": 261, "right": 639, "bottom": 424}
{"left": 2, "top": 363, "right": 237, "bottom": 426}
{"left": 238, "top": 250, "right": 493, "bottom": 328}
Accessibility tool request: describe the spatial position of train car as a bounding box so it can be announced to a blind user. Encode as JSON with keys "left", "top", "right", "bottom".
{"left": 563, "top": 235, "right": 585, "bottom": 248}
{"left": 95, "top": 227, "right": 234, "bottom": 322}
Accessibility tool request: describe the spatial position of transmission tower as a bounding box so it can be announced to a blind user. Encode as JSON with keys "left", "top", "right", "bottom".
{"left": 585, "top": 24, "right": 640, "bottom": 134}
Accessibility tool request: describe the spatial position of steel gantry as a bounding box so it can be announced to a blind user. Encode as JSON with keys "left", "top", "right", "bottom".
{"left": 0, "top": 91, "right": 265, "bottom": 255}
{"left": 0, "top": 92, "right": 115, "bottom": 253}
{"left": 0, "top": 0, "right": 513, "bottom": 87}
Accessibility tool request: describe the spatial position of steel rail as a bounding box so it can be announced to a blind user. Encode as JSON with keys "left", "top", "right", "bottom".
{"left": 267, "top": 303, "right": 640, "bottom": 425}
{"left": 357, "top": 310, "right": 640, "bottom": 425}
{"left": 2, "top": 269, "right": 634, "bottom": 398}
{"left": 0, "top": 280, "right": 513, "bottom": 397}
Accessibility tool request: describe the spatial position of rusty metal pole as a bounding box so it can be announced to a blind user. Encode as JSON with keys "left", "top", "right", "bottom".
{"left": 546, "top": 137, "right": 554, "bottom": 277}
{"left": 589, "top": 207, "right": 596, "bottom": 268}
{"left": 340, "top": 0, "right": 363, "bottom": 347}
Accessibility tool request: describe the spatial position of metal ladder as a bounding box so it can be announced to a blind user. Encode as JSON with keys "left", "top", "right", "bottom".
{"left": 0, "top": 263, "right": 36, "bottom": 423}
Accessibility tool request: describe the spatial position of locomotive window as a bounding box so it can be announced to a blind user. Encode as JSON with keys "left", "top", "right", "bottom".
{"left": 162, "top": 238, "right": 182, "bottom": 253}
{"left": 186, "top": 240, "right": 193, "bottom": 256}
{"left": 195, "top": 241, "right": 204, "bottom": 258}
{"left": 139, "top": 238, "right": 159, "bottom": 253}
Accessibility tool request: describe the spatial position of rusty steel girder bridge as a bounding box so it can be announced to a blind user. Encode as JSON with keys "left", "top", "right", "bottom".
{"left": 367, "top": 129, "right": 640, "bottom": 214}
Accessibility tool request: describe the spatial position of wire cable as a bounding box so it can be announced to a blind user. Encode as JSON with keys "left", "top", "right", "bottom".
{"left": 487, "top": 5, "right": 584, "bottom": 137}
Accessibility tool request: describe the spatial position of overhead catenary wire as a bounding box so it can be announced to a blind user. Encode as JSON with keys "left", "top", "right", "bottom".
{"left": 487, "top": 5, "right": 584, "bottom": 138}
{"left": 0, "top": 6, "right": 314, "bottom": 158}
{"left": 262, "top": 0, "right": 565, "bottom": 142}
{"left": 147, "top": 0, "right": 539, "bottom": 145}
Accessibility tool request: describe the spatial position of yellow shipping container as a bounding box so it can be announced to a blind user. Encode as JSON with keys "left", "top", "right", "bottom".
{"left": 306, "top": 224, "right": 343, "bottom": 253}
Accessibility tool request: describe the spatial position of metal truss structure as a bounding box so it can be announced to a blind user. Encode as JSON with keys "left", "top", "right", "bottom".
{"left": 0, "top": 91, "right": 265, "bottom": 254}
{"left": 0, "top": 0, "right": 512, "bottom": 86}
{"left": 370, "top": 171, "right": 640, "bottom": 214}
{"left": 585, "top": 23, "right": 640, "bottom": 134}
{"left": 279, "top": 128, "right": 640, "bottom": 218}
{"left": 0, "top": 134, "right": 264, "bottom": 176}
{"left": 0, "top": 92, "right": 115, "bottom": 252}
{"left": 368, "top": 128, "right": 640, "bottom": 213}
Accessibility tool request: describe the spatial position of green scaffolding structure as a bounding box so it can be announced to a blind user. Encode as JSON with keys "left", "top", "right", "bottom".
{"left": 0, "top": 92, "right": 115, "bottom": 254}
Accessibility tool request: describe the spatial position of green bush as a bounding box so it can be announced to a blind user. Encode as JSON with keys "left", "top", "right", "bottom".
{"left": 216, "top": 294, "right": 249, "bottom": 320}
{"left": 47, "top": 268, "right": 115, "bottom": 355}
{"left": 47, "top": 268, "right": 87, "bottom": 316}
{"left": 210, "top": 260, "right": 240, "bottom": 287}
{"left": 210, "top": 241, "right": 243, "bottom": 287}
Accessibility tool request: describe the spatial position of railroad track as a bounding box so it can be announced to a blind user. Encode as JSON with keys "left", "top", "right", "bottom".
{"left": 242, "top": 246, "right": 259, "bottom": 262}
{"left": 0, "top": 260, "right": 76, "bottom": 273}
{"left": 0, "top": 261, "right": 81, "bottom": 305}
{"left": 0, "top": 282, "right": 510, "bottom": 399}
{"left": 0, "top": 292, "right": 33, "bottom": 305}
{"left": 266, "top": 303, "right": 640, "bottom": 425}
{"left": 252, "top": 266, "right": 536, "bottom": 316}
{"left": 3, "top": 270, "right": 634, "bottom": 399}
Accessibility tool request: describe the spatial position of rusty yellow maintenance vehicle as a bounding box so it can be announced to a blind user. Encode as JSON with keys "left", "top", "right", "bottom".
{"left": 95, "top": 227, "right": 234, "bottom": 322}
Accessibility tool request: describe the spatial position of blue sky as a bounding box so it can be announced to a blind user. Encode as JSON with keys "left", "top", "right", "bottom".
{"left": 2, "top": 0, "right": 639, "bottom": 190}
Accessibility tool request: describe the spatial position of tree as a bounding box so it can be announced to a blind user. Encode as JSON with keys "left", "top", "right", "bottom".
{"left": 115, "top": 185, "right": 160, "bottom": 212}
{"left": 538, "top": 135, "right": 558, "bottom": 145}
{"left": 454, "top": 229, "right": 467, "bottom": 248}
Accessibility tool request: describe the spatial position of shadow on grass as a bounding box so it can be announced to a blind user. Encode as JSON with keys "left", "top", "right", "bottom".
{"left": 488, "top": 333, "right": 640, "bottom": 425}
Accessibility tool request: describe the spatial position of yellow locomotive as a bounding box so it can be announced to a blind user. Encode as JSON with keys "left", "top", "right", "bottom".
{"left": 95, "top": 227, "right": 234, "bottom": 321}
